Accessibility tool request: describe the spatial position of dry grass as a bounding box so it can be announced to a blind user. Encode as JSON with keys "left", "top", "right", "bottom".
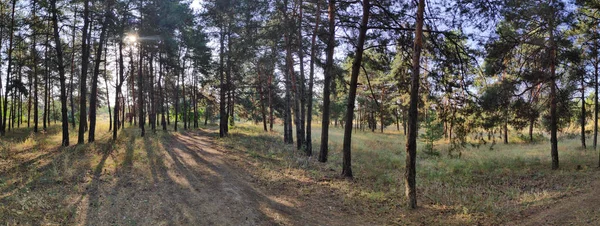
{"left": 2, "top": 120, "right": 600, "bottom": 225}
{"left": 221, "top": 122, "right": 600, "bottom": 225}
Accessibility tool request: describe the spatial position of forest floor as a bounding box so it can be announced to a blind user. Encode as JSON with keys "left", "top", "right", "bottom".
{"left": 2, "top": 121, "right": 600, "bottom": 225}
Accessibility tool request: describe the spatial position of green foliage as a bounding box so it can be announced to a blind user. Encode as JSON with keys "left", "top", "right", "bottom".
{"left": 420, "top": 110, "right": 444, "bottom": 155}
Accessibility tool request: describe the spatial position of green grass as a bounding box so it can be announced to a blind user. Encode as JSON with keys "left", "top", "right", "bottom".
{"left": 2, "top": 119, "right": 599, "bottom": 225}
{"left": 223, "top": 122, "right": 600, "bottom": 224}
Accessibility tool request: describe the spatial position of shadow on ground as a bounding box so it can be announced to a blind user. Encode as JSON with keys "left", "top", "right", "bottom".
{"left": 0, "top": 125, "right": 321, "bottom": 225}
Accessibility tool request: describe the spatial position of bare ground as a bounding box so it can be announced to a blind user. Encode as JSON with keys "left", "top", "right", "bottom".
{"left": 0, "top": 128, "right": 368, "bottom": 225}
{"left": 508, "top": 177, "right": 600, "bottom": 226}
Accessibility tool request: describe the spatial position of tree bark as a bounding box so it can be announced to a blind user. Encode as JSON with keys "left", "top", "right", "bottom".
{"left": 549, "top": 19, "right": 559, "bottom": 170}
{"left": 341, "top": 0, "right": 370, "bottom": 178}
{"left": 149, "top": 53, "right": 156, "bottom": 132}
{"left": 297, "top": 0, "right": 307, "bottom": 151}
{"left": 0, "top": 2, "right": 4, "bottom": 134}
{"left": 319, "top": 0, "right": 335, "bottom": 162}
{"left": 51, "top": 0, "right": 70, "bottom": 146}
{"left": 219, "top": 28, "right": 228, "bottom": 137}
{"left": 32, "top": 0, "right": 39, "bottom": 133}
{"left": 114, "top": 39, "right": 125, "bottom": 140}
{"left": 78, "top": 0, "right": 91, "bottom": 144}
{"left": 582, "top": 72, "right": 587, "bottom": 149}
{"left": 595, "top": 45, "right": 599, "bottom": 151}
{"left": 103, "top": 47, "right": 112, "bottom": 132}
{"left": 1, "top": 0, "right": 17, "bottom": 136}
{"left": 306, "top": 0, "right": 321, "bottom": 156}
{"left": 69, "top": 7, "right": 78, "bottom": 129}
{"left": 43, "top": 22, "right": 50, "bottom": 131}
{"left": 138, "top": 46, "right": 145, "bottom": 136}
{"left": 89, "top": 12, "right": 108, "bottom": 142}
{"left": 182, "top": 58, "right": 187, "bottom": 130}
{"left": 405, "top": 0, "right": 425, "bottom": 209}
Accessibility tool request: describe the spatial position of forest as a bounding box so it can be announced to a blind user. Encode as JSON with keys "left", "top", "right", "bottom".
{"left": 2, "top": 0, "right": 600, "bottom": 225}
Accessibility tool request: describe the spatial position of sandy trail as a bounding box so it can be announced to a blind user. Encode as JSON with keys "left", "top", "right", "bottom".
{"left": 78, "top": 130, "right": 319, "bottom": 225}
{"left": 508, "top": 177, "right": 600, "bottom": 225}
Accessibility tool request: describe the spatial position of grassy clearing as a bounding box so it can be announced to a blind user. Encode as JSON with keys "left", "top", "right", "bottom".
{"left": 0, "top": 122, "right": 174, "bottom": 224}
{"left": 222, "top": 122, "right": 600, "bottom": 225}
{"left": 2, "top": 120, "right": 600, "bottom": 225}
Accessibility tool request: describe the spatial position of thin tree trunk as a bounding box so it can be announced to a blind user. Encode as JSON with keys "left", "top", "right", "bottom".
{"left": 104, "top": 50, "right": 112, "bottom": 132}
{"left": 582, "top": 73, "right": 587, "bottom": 149}
{"left": 32, "top": 0, "right": 39, "bottom": 133}
{"left": 51, "top": 0, "right": 70, "bottom": 146}
{"left": 175, "top": 69, "right": 179, "bottom": 131}
{"left": 44, "top": 21, "right": 50, "bottom": 131}
{"left": 341, "top": 0, "right": 370, "bottom": 178}
{"left": 138, "top": 45, "right": 145, "bottom": 136}
{"left": 159, "top": 54, "right": 167, "bottom": 131}
{"left": 257, "top": 63, "right": 268, "bottom": 132}
{"left": 226, "top": 31, "right": 234, "bottom": 129}
{"left": 283, "top": 0, "right": 302, "bottom": 147}
{"left": 549, "top": 20, "right": 559, "bottom": 170}
{"left": 319, "top": 0, "right": 335, "bottom": 162}
{"left": 2, "top": 0, "right": 17, "bottom": 136}
{"left": 504, "top": 112, "right": 508, "bottom": 144}
{"left": 405, "top": 0, "right": 425, "bottom": 209}
{"left": 28, "top": 64, "right": 32, "bottom": 128}
{"left": 78, "top": 0, "right": 91, "bottom": 144}
{"left": 150, "top": 53, "right": 156, "bottom": 132}
{"left": 69, "top": 7, "right": 77, "bottom": 129}
{"left": 0, "top": 2, "right": 4, "bottom": 134}
{"left": 114, "top": 39, "right": 125, "bottom": 140}
{"left": 269, "top": 67, "right": 274, "bottom": 131}
{"left": 298, "top": 0, "right": 307, "bottom": 151}
{"left": 595, "top": 48, "right": 599, "bottom": 151}
{"left": 182, "top": 58, "right": 187, "bottom": 130}
{"left": 306, "top": 0, "right": 321, "bottom": 156}
{"left": 219, "top": 28, "right": 228, "bottom": 137}
{"left": 89, "top": 12, "right": 108, "bottom": 142}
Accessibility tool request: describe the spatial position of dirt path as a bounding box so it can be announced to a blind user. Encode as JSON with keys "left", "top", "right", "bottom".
{"left": 76, "top": 130, "right": 327, "bottom": 225}
{"left": 509, "top": 179, "right": 600, "bottom": 225}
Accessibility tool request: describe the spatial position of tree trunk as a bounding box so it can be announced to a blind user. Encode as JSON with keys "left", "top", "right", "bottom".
{"left": 595, "top": 47, "right": 599, "bottom": 151}
{"left": 114, "top": 38, "right": 125, "bottom": 140}
{"left": 69, "top": 7, "right": 77, "bottom": 129}
{"left": 257, "top": 63, "right": 268, "bottom": 132}
{"left": 103, "top": 46, "right": 112, "bottom": 132}
{"left": 89, "top": 12, "right": 108, "bottom": 142}
{"left": 182, "top": 59, "right": 187, "bottom": 130}
{"left": 405, "top": 0, "right": 425, "bottom": 209}
{"left": 283, "top": 2, "right": 303, "bottom": 148}
{"left": 175, "top": 67, "right": 180, "bottom": 132}
{"left": 51, "top": 0, "right": 70, "bottom": 146}
{"left": 298, "top": 0, "right": 307, "bottom": 152}
{"left": 306, "top": 0, "right": 321, "bottom": 156}
{"left": 148, "top": 52, "right": 155, "bottom": 132}
{"left": 582, "top": 73, "right": 587, "bottom": 149}
{"left": 43, "top": 19, "right": 50, "bottom": 131}
{"left": 28, "top": 65, "right": 32, "bottom": 128}
{"left": 504, "top": 113, "right": 508, "bottom": 144}
{"left": 1, "top": 0, "right": 17, "bottom": 136}
{"left": 138, "top": 46, "right": 145, "bottom": 136}
{"left": 0, "top": 2, "right": 4, "bottom": 134}
{"left": 78, "top": 0, "right": 91, "bottom": 144}
{"left": 549, "top": 21, "right": 559, "bottom": 170}
{"left": 159, "top": 54, "right": 167, "bottom": 131}
{"left": 32, "top": 0, "right": 39, "bottom": 133}
{"left": 269, "top": 67, "right": 274, "bottom": 131}
{"left": 341, "top": 0, "right": 370, "bottom": 178}
{"left": 380, "top": 88, "right": 385, "bottom": 133}
{"left": 319, "top": 0, "right": 335, "bottom": 162}
{"left": 219, "top": 28, "right": 228, "bottom": 137}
